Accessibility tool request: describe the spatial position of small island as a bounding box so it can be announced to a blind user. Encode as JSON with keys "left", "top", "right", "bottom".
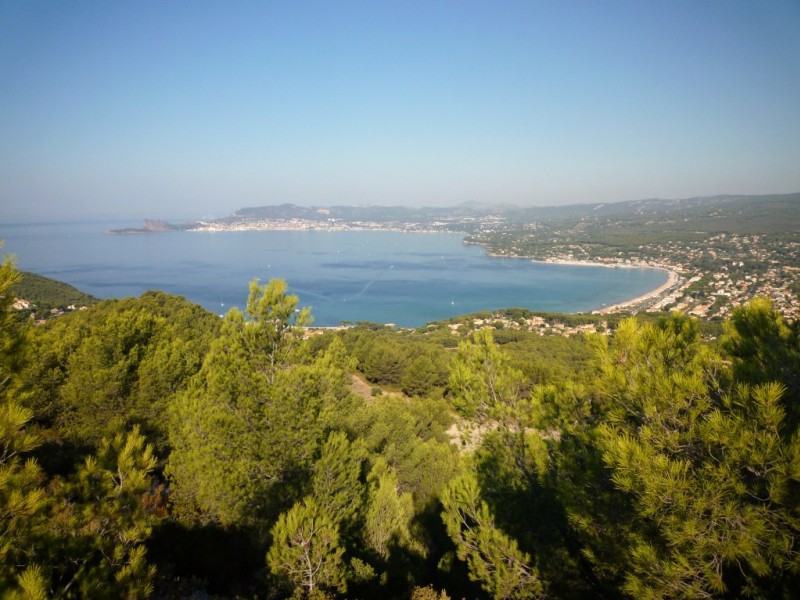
{"left": 107, "top": 219, "right": 184, "bottom": 235}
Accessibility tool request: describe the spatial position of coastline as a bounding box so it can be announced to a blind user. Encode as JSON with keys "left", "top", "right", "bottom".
{"left": 187, "top": 224, "right": 685, "bottom": 315}
{"left": 526, "top": 257, "right": 682, "bottom": 314}
{"left": 103, "top": 220, "right": 686, "bottom": 316}
{"left": 593, "top": 267, "right": 681, "bottom": 314}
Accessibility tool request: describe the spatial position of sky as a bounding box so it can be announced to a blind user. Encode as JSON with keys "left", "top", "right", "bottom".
{"left": 1, "top": 1, "right": 799, "bottom": 222}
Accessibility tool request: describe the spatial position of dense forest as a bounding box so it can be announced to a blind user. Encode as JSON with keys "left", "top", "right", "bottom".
{"left": 2, "top": 253, "right": 799, "bottom": 599}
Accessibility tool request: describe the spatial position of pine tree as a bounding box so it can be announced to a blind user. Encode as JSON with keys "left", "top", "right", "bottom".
{"left": 20, "top": 291, "right": 219, "bottom": 451}
{"left": 446, "top": 329, "right": 566, "bottom": 595}
{"left": 722, "top": 297, "right": 800, "bottom": 431}
{"left": 167, "top": 279, "right": 337, "bottom": 527}
{"left": 449, "top": 328, "right": 527, "bottom": 423}
{"left": 595, "top": 314, "right": 800, "bottom": 597}
{"left": 362, "top": 339, "right": 407, "bottom": 385}
{"left": 43, "top": 426, "right": 160, "bottom": 598}
{"left": 441, "top": 471, "right": 542, "bottom": 600}
{"left": 267, "top": 497, "right": 346, "bottom": 597}
{"left": 401, "top": 355, "right": 439, "bottom": 397}
{"left": 311, "top": 431, "right": 365, "bottom": 531}
{"left": 0, "top": 253, "right": 47, "bottom": 594}
{"left": 363, "top": 458, "right": 417, "bottom": 560}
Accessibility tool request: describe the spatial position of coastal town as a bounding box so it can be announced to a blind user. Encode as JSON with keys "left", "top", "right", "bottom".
{"left": 455, "top": 194, "right": 800, "bottom": 322}
{"left": 181, "top": 197, "right": 800, "bottom": 324}
{"left": 188, "top": 217, "right": 447, "bottom": 233}
{"left": 472, "top": 230, "right": 800, "bottom": 321}
{"left": 97, "top": 194, "right": 800, "bottom": 329}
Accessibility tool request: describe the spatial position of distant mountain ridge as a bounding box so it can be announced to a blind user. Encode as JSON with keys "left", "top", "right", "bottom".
{"left": 122, "top": 192, "right": 800, "bottom": 235}
{"left": 230, "top": 201, "right": 505, "bottom": 222}
{"left": 227, "top": 192, "right": 800, "bottom": 226}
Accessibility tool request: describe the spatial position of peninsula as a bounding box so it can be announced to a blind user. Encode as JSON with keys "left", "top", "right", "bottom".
{"left": 122, "top": 192, "right": 800, "bottom": 321}
{"left": 107, "top": 219, "right": 184, "bottom": 235}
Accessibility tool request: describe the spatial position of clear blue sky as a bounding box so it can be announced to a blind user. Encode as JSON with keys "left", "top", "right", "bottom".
{"left": 2, "top": 1, "right": 799, "bottom": 221}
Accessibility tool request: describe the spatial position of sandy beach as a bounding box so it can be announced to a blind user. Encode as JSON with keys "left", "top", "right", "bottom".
{"left": 593, "top": 267, "right": 681, "bottom": 314}
{"left": 528, "top": 258, "right": 682, "bottom": 314}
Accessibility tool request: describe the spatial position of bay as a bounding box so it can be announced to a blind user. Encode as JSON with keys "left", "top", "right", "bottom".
{"left": 0, "top": 221, "right": 667, "bottom": 327}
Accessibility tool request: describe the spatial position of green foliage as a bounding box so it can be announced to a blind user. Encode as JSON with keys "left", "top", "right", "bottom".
{"left": 167, "top": 279, "right": 343, "bottom": 528}
{"left": 340, "top": 394, "right": 457, "bottom": 512}
{"left": 401, "top": 437, "right": 461, "bottom": 511}
{"left": 402, "top": 355, "right": 440, "bottom": 397}
{"left": 0, "top": 254, "right": 27, "bottom": 380}
{"left": 362, "top": 338, "right": 408, "bottom": 384}
{"left": 410, "top": 585, "right": 451, "bottom": 600}
{"left": 20, "top": 291, "right": 219, "bottom": 451}
{"left": 11, "top": 565, "right": 49, "bottom": 600}
{"left": 441, "top": 472, "right": 542, "bottom": 599}
{"left": 267, "top": 497, "right": 346, "bottom": 597}
{"left": 44, "top": 427, "right": 160, "bottom": 598}
{"left": 243, "top": 278, "right": 312, "bottom": 384}
{"left": 2, "top": 426, "right": 160, "bottom": 599}
{"left": 363, "top": 458, "right": 418, "bottom": 560}
{"left": 0, "top": 404, "right": 47, "bottom": 593}
{"left": 444, "top": 331, "right": 561, "bottom": 597}
{"left": 722, "top": 297, "right": 800, "bottom": 430}
{"left": 311, "top": 431, "right": 365, "bottom": 531}
{"left": 596, "top": 314, "right": 800, "bottom": 597}
{"left": 450, "top": 329, "right": 550, "bottom": 482}
{"left": 449, "top": 328, "right": 527, "bottom": 422}
{"left": 11, "top": 271, "right": 97, "bottom": 319}
{"left": 443, "top": 307, "right": 800, "bottom": 598}
{"left": 0, "top": 253, "right": 47, "bottom": 595}
{"left": 340, "top": 327, "right": 450, "bottom": 396}
{"left": 501, "top": 332, "right": 595, "bottom": 387}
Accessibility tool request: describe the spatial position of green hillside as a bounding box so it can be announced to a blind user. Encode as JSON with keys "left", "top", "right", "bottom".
{"left": 12, "top": 271, "right": 97, "bottom": 318}
{"left": 2, "top": 265, "right": 798, "bottom": 598}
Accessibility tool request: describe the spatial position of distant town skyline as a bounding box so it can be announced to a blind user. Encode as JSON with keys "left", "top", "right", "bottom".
{"left": 2, "top": 1, "right": 799, "bottom": 222}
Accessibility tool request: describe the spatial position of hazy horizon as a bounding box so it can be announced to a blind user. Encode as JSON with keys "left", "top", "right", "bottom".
{"left": 2, "top": 1, "right": 799, "bottom": 222}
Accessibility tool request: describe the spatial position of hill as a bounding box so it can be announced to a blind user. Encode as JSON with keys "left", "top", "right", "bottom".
{"left": 214, "top": 192, "right": 800, "bottom": 235}
{"left": 12, "top": 271, "right": 97, "bottom": 319}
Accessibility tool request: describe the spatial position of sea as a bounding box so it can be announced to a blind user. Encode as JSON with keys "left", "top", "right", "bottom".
{"left": 0, "top": 220, "right": 668, "bottom": 327}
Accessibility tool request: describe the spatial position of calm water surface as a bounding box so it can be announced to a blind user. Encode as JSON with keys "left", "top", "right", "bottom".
{"left": 0, "top": 221, "right": 667, "bottom": 327}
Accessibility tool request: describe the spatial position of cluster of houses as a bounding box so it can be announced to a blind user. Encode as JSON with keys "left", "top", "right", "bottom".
{"left": 536, "top": 232, "right": 799, "bottom": 322}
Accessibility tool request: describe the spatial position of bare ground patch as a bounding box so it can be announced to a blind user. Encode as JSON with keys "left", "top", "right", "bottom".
{"left": 349, "top": 373, "right": 374, "bottom": 400}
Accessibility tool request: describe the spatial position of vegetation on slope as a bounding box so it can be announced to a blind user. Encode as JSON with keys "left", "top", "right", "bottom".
{"left": 11, "top": 271, "right": 98, "bottom": 319}
{"left": 1, "top": 255, "right": 799, "bottom": 598}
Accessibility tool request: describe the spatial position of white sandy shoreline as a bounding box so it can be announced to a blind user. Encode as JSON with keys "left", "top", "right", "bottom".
{"left": 179, "top": 224, "right": 685, "bottom": 315}
{"left": 593, "top": 268, "right": 681, "bottom": 314}
{"left": 526, "top": 258, "right": 682, "bottom": 314}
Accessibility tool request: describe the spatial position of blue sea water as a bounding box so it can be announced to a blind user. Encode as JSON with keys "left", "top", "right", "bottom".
{"left": 0, "top": 221, "right": 667, "bottom": 327}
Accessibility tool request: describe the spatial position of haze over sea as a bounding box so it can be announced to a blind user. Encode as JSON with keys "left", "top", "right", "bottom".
{"left": 1, "top": 221, "right": 667, "bottom": 327}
